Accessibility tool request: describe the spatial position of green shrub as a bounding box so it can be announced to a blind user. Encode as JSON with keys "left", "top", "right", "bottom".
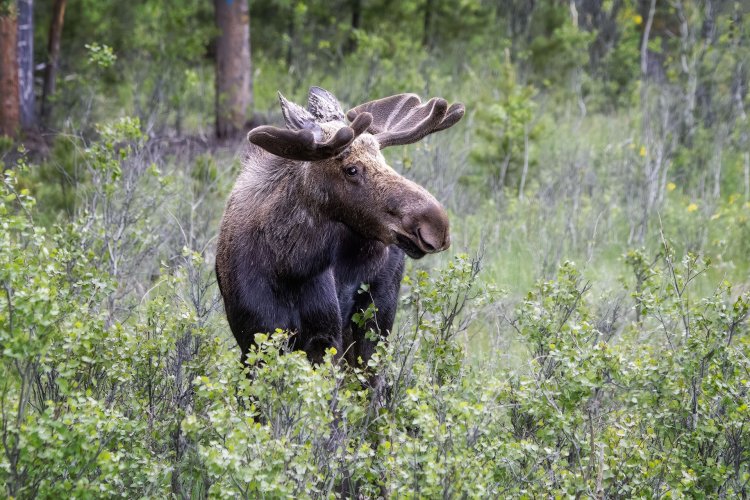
{"left": 2, "top": 122, "right": 749, "bottom": 498}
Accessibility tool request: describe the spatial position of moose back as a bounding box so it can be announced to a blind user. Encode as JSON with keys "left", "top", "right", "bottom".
{"left": 216, "top": 87, "right": 464, "bottom": 366}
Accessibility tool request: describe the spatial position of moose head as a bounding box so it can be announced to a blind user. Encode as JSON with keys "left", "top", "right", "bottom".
{"left": 247, "top": 87, "right": 464, "bottom": 258}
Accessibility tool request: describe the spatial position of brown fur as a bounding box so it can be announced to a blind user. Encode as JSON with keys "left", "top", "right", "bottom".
{"left": 216, "top": 88, "right": 461, "bottom": 365}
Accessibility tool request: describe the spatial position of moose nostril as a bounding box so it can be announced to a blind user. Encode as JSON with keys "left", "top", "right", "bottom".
{"left": 415, "top": 227, "right": 438, "bottom": 252}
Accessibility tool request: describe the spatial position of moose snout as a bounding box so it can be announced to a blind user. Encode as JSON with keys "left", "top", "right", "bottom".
{"left": 405, "top": 202, "right": 451, "bottom": 254}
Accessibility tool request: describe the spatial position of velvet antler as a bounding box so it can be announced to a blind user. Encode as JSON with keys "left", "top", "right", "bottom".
{"left": 346, "top": 93, "right": 465, "bottom": 149}
{"left": 248, "top": 91, "right": 372, "bottom": 161}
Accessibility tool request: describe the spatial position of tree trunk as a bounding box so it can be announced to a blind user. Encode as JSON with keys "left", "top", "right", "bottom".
{"left": 41, "top": 0, "right": 66, "bottom": 122}
{"left": 344, "top": 0, "right": 361, "bottom": 54}
{"left": 17, "top": 0, "right": 34, "bottom": 129}
{"left": 518, "top": 123, "right": 529, "bottom": 200}
{"left": 285, "top": 11, "right": 294, "bottom": 68}
{"left": 744, "top": 151, "right": 749, "bottom": 202}
{"left": 214, "top": 0, "right": 252, "bottom": 139}
{"left": 422, "top": 0, "right": 433, "bottom": 48}
{"left": 0, "top": 5, "right": 20, "bottom": 138}
{"left": 639, "top": 0, "right": 656, "bottom": 79}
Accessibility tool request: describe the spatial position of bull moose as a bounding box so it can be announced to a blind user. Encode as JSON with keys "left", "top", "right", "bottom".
{"left": 216, "top": 87, "right": 464, "bottom": 368}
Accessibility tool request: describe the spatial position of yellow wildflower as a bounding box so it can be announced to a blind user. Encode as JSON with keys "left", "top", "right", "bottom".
{"left": 667, "top": 182, "right": 676, "bottom": 192}
{"left": 634, "top": 14, "right": 643, "bottom": 25}
{"left": 639, "top": 146, "right": 647, "bottom": 157}
{"left": 687, "top": 203, "right": 698, "bottom": 213}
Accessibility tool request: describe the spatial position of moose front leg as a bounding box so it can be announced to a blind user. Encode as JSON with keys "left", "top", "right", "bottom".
{"left": 344, "top": 247, "right": 406, "bottom": 368}
{"left": 297, "top": 271, "right": 344, "bottom": 365}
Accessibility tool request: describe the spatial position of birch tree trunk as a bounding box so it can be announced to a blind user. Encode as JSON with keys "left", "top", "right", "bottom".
{"left": 17, "top": 0, "right": 34, "bottom": 129}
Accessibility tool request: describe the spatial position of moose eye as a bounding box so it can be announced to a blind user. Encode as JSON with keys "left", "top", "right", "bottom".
{"left": 345, "top": 165, "right": 359, "bottom": 177}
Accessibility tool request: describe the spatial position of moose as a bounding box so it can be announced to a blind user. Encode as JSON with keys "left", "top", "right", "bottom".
{"left": 216, "top": 87, "right": 464, "bottom": 369}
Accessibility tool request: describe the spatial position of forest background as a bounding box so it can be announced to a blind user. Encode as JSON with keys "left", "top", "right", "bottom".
{"left": 1, "top": 0, "right": 750, "bottom": 497}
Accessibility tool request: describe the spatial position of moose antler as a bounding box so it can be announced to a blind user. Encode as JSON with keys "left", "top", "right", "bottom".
{"left": 346, "top": 93, "right": 465, "bottom": 149}
{"left": 307, "top": 86, "right": 346, "bottom": 123}
{"left": 249, "top": 92, "right": 372, "bottom": 161}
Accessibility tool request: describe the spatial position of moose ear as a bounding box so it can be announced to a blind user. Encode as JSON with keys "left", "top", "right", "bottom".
{"left": 307, "top": 86, "right": 345, "bottom": 123}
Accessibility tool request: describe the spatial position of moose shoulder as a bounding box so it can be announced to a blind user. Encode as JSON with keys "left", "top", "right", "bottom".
{"left": 216, "top": 87, "right": 464, "bottom": 366}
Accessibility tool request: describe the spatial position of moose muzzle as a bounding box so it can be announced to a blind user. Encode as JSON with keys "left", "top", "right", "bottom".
{"left": 397, "top": 201, "right": 450, "bottom": 259}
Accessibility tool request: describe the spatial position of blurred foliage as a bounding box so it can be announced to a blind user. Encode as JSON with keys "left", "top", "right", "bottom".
{"left": 469, "top": 52, "right": 540, "bottom": 194}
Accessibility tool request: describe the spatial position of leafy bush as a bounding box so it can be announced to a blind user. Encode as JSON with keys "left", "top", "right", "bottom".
{"left": 2, "top": 127, "right": 748, "bottom": 497}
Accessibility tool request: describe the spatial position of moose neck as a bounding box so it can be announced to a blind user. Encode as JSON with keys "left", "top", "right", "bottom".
{"left": 248, "top": 155, "right": 340, "bottom": 279}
